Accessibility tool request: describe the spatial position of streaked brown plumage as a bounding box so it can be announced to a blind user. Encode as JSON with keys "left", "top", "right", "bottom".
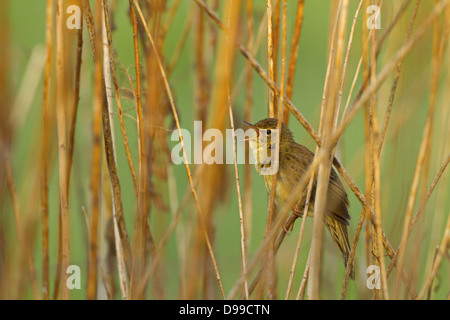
{"left": 246, "top": 118, "right": 355, "bottom": 279}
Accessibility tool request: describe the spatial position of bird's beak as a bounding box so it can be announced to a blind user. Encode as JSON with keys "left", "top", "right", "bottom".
{"left": 242, "top": 121, "right": 257, "bottom": 142}
{"left": 242, "top": 121, "right": 254, "bottom": 128}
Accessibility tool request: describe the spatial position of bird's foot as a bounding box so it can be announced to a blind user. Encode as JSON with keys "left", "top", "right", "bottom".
{"left": 292, "top": 208, "right": 304, "bottom": 218}
{"left": 282, "top": 222, "right": 294, "bottom": 234}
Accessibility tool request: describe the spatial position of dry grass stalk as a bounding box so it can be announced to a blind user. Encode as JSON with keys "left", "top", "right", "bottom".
{"left": 40, "top": 0, "right": 54, "bottom": 300}
{"left": 284, "top": 0, "right": 305, "bottom": 124}
{"left": 55, "top": 0, "right": 71, "bottom": 300}
{"left": 267, "top": 0, "right": 276, "bottom": 117}
{"left": 309, "top": 0, "right": 349, "bottom": 300}
{"left": 368, "top": 2, "right": 389, "bottom": 298}
{"left": 86, "top": 0, "right": 104, "bottom": 300}
{"left": 244, "top": 0, "right": 255, "bottom": 254}
{"left": 263, "top": 0, "right": 288, "bottom": 300}
{"left": 296, "top": 253, "right": 311, "bottom": 299}
{"left": 128, "top": 0, "right": 149, "bottom": 299}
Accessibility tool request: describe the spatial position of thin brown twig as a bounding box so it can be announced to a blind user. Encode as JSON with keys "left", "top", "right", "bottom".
{"left": 296, "top": 253, "right": 311, "bottom": 300}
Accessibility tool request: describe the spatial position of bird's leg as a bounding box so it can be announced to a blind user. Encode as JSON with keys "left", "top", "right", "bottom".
{"left": 282, "top": 207, "right": 302, "bottom": 234}
{"left": 282, "top": 218, "right": 294, "bottom": 234}
{"left": 292, "top": 209, "right": 304, "bottom": 218}
{"left": 293, "top": 201, "right": 305, "bottom": 218}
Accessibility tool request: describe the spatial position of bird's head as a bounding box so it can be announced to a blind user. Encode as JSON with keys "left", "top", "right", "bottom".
{"left": 243, "top": 118, "right": 294, "bottom": 166}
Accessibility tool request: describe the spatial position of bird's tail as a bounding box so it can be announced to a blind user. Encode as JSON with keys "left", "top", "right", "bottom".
{"left": 324, "top": 216, "right": 355, "bottom": 279}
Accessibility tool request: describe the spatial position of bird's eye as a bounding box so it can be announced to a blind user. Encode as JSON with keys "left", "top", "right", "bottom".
{"left": 267, "top": 129, "right": 271, "bottom": 135}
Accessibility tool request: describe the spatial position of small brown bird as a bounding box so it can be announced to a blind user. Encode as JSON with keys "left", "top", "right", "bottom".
{"left": 245, "top": 118, "right": 355, "bottom": 279}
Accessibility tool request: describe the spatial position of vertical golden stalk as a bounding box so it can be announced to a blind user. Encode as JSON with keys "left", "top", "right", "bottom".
{"left": 41, "top": 0, "right": 53, "bottom": 300}
{"left": 265, "top": 0, "right": 288, "bottom": 300}
{"left": 309, "top": 0, "right": 349, "bottom": 300}
{"left": 296, "top": 254, "right": 310, "bottom": 299}
{"left": 87, "top": 0, "right": 104, "bottom": 300}
{"left": 244, "top": 0, "right": 254, "bottom": 254}
{"left": 267, "top": 0, "right": 276, "bottom": 117}
{"left": 368, "top": 1, "right": 389, "bottom": 298}
{"left": 284, "top": 0, "right": 305, "bottom": 124}
{"left": 128, "top": 0, "right": 146, "bottom": 298}
{"left": 282, "top": 0, "right": 314, "bottom": 299}
{"left": 263, "top": 0, "right": 282, "bottom": 296}
{"left": 362, "top": 0, "right": 373, "bottom": 284}
{"left": 55, "top": 0, "right": 70, "bottom": 300}
{"left": 271, "top": 0, "right": 281, "bottom": 114}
